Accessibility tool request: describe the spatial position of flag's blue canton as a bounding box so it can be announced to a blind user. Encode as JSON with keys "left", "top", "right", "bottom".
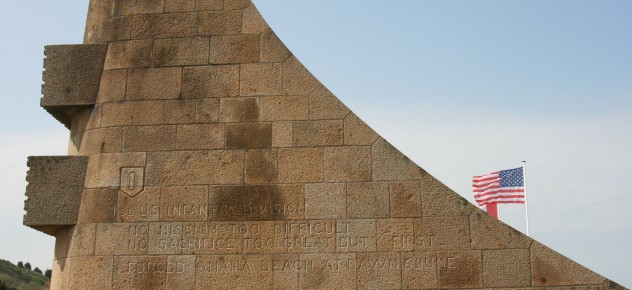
{"left": 499, "top": 167, "right": 524, "bottom": 187}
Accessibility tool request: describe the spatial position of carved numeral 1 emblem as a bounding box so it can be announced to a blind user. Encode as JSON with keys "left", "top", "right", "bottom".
{"left": 120, "top": 167, "right": 145, "bottom": 197}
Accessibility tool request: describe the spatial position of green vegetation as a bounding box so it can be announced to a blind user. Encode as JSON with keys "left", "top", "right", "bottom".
{"left": 0, "top": 260, "right": 49, "bottom": 290}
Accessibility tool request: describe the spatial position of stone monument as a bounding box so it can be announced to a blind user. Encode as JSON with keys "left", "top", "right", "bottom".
{"left": 24, "top": 0, "right": 626, "bottom": 289}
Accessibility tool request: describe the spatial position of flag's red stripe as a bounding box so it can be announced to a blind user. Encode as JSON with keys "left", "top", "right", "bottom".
{"left": 478, "top": 200, "right": 526, "bottom": 206}
{"left": 474, "top": 190, "right": 524, "bottom": 199}
{"left": 475, "top": 195, "right": 525, "bottom": 203}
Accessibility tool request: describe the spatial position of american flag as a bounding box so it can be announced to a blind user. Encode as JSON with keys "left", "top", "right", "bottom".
{"left": 473, "top": 167, "right": 525, "bottom": 206}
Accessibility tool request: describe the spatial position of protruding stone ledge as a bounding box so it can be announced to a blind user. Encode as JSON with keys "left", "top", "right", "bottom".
{"left": 42, "top": 44, "right": 107, "bottom": 128}
{"left": 24, "top": 156, "right": 89, "bottom": 235}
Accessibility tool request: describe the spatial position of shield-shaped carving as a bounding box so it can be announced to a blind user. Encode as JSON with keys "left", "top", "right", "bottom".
{"left": 120, "top": 167, "right": 144, "bottom": 197}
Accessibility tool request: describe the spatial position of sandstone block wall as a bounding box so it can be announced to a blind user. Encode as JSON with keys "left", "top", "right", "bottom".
{"left": 24, "top": 0, "right": 626, "bottom": 289}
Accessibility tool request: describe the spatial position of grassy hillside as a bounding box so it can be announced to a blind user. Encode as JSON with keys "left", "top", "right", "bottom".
{"left": 0, "top": 260, "right": 49, "bottom": 290}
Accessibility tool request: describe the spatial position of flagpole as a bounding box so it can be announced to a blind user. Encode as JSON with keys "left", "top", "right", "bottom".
{"left": 523, "top": 161, "right": 530, "bottom": 236}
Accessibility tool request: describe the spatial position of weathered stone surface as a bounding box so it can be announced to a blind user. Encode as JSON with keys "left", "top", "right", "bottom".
{"left": 245, "top": 149, "right": 278, "bottom": 184}
{"left": 176, "top": 123, "right": 225, "bottom": 150}
{"left": 131, "top": 13, "right": 198, "bottom": 39}
{"left": 470, "top": 207, "right": 532, "bottom": 249}
{"left": 126, "top": 67, "right": 182, "bottom": 100}
{"left": 154, "top": 37, "right": 209, "bottom": 66}
{"left": 210, "top": 35, "right": 260, "bottom": 64}
{"left": 324, "top": 146, "right": 371, "bottom": 182}
{"left": 390, "top": 181, "right": 422, "bottom": 218}
{"left": 347, "top": 182, "right": 389, "bottom": 218}
{"left": 372, "top": 138, "right": 423, "bottom": 181}
{"left": 29, "top": 1, "right": 623, "bottom": 289}
{"left": 304, "top": 183, "right": 346, "bottom": 219}
{"left": 483, "top": 249, "right": 531, "bottom": 287}
{"left": 293, "top": 120, "right": 343, "bottom": 147}
{"left": 199, "top": 11, "right": 242, "bottom": 35}
{"left": 278, "top": 148, "right": 324, "bottom": 183}
{"left": 226, "top": 123, "right": 272, "bottom": 149}
{"left": 183, "top": 65, "right": 240, "bottom": 98}
{"left": 42, "top": 44, "right": 107, "bottom": 127}
{"left": 261, "top": 96, "right": 309, "bottom": 121}
{"left": 24, "top": 156, "right": 88, "bottom": 235}
{"left": 104, "top": 40, "right": 152, "bottom": 70}
{"left": 531, "top": 241, "right": 605, "bottom": 286}
{"left": 261, "top": 30, "right": 291, "bottom": 63}
{"left": 240, "top": 63, "right": 282, "bottom": 96}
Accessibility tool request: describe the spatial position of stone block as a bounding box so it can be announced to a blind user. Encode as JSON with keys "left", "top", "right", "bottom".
{"left": 224, "top": 0, "right": 251, "bottom": 10}
{"left": 24, "top": 156, "right": 88, "bottom": 235}
{"left": 272, "top": 121, "right": 293, "bottom": 147}
{"left": 182, "top": 65, "right": 239, "bottom": 98}
{"left": 377, "top": 218, "right": 414, "bottom": 252}
{"left": 166, "top": 0, "right": 195, "bottom": 12}
{"left": 196, "top": 99, "right": 221, "bottom": 123}
{"left": 117, "top": 187, "right": 161, "bottom": 222}
{"left": 242, "top": 5, "right": 268, "bottom": 34}
{"left": 531, "top": 241, "right": 605, "bottom": 286}
{"left": 166, "top": 255, "right": 196, "bottom": 289}
{"left": 278, "top": 148, "right": 324, "bottom": 183}
{"left": 68, "top": 106, "right": 101, "bottom": 137}
{"left": 245, "top": 149, "right": 278, "bottom": 184}
{"left": 68, "top": 256, "right": 113, "bottom": 289}
{"left": 123, "top": 125, "right": 177, "bottom": 152}
{"left": 346, "top": 182, "right": 389, "bottom": 218}
{"left": 421, "top": 173, "right": 474, "bottom": 217}
{"left": 112, "top": 0, "right": 165, "bottom": 16}
{"left": 113, "top": 256, "right": 167, "bottom": 289}
{"left": 146, "top": 150, "right": 243, "bottom": 186}
{"left": 324, "top": 146, "right": 371, "bottom": 182}
{"left": 226, "top": 123, "right": 272, "bottom": 149}
{"left": 97, "top": 69, "right": 127, "bottom": 103}
{"left": 101, "top": 100, "right": 165, "bottom": 127}
{"left": 304, "top": 183, "right": 346, "bottom": 219}
{"left": 470, "top": 207, "right": 532, "bottom": 249}
{"left": 160, "top": 186, "right": 209, "bottom": 222}
{"left": 337, "top": 219, "right": 376, "bottom": 252}
{"left": 84, "top": 6, "right": 131, "bottom": 43}
{"left": 154, "top": 37, "right": 209, "bottom": 66}
{"left": 483, "top": 249, "right": 531, "bottom": 287}
{"left": 283, "top": 56, "right": 319, "bottom": 95}
{"left": 240, "top": 63, "right": 282, "bottom": 96}
{"left": 280, "top": 220, "right": 336, "bottom": 254}
{"left": 196, "top": 0, "right": 223, "bottom": 11}
{"left": 437, "top": 250, "right": 483, "bottom": 288}
{"left": 42, "top": 44, "right": 106, "bottom": 106}
{"left": 50, "top": 258, "right": 70, "bottom": 290}
{"left": 165, "top": 99, "right": 196, "bottom": 124}
{"left": 309, "top": 85, "right": 350, "bottom": 120}
{"left": 220, "top": 97, "right": 259, "bottom": 122}
{"left": 260, "top": 96, "right": 309, "bottom": 121}
{"left": 390, "top": 181, "right": 422, "bottom": 218}
{"left": 271, "top": 254, "right": 299, "bottom": 288}
{"left": 84, "top": 152, "right": 146, "bottom": 188}
{"left": 55, "top": 224, "right": 96, "bottom": 258}
{"left": 242, "top": 221, "right": 287, "bottom": 254}
{"left": 357, "top": 252, "right": 401, "bottom": 290}
{"left": 345, "top": 113, "right": 379, "bottom": 145}
{"left": 261, "top": 30, "right": 291, "bottom": 63}
{"left": 209, "top": 35, "right": 260, "bottom": 64}
{"left": 127, "top": 67, "right": 183, "bottom": 100}
{"left": 75, "top": 127, "right": 123, "bottom": 155}
{"left": 401, "top": 251, "right": 438, "bottom": 289}
{"left": 299, "top": 253, "right": 357, "bottom": 289}
{"left": 199, "top": 11, "right": 242, "bottom": 35}
{"left": 176, "top": 123, "right": 225, "bottom": 150}
{"left": 77, "top": 188, "right": 117, "bottom": 224}
{"left": 209, "top": 185, "right": 304, "bottom": 221}
{"left": 372, "top": 138, "right": 423, "bottom": 181}
{"left": 195, "top": 255, "right": 273, "bottom": 289}
{"left": 293, "top": 120, "right": 343, "bottom": 147}
{"left": 95, "top": 223, "right": 150, "bottom": 255}
{"left": 131, "top": 13, "right": 198, "bottom": 39}
{"left": 104, "top": 40, "right": 152, "bottom": 70}
{"left": 413, "top": 217, "right": 470, "bottom": 251}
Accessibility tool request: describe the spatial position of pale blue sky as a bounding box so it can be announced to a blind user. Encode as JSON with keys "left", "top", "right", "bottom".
{"left": 0, "top": 1, "right": 630, "bottom": 287}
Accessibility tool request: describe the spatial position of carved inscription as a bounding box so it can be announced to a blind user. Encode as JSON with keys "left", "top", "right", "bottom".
{"left": 120, "top": 167, "right": 145, "bottom": 197}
